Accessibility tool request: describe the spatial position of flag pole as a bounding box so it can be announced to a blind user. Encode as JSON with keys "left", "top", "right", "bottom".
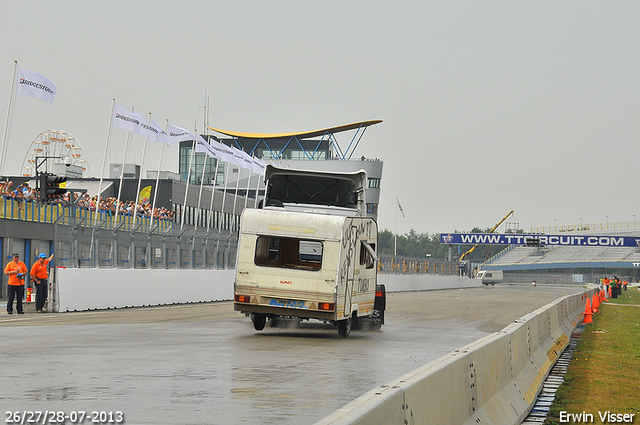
{"left": 114, "top": 108, "right": 134, "bottom": 223}
{"left": 95, "top": 98, "right": 115, "bottom": 227}
{"left": 244, "top": 169, "right": 253, "bottom": 210}
{"left": 180, "top": 137, "right": 196, "bottom": 231}
{"left": 231, "top": 165, "right": 241, "bottom": 225}
{"left": 0, "top": 61, "right": 18, "bottom": 176}
{"left": 149, "top": 120, "right": 167, "bottom": 229}
{"left": 253, "top": 156, "right": 265, "bottom": 208}
{"left": 195, "top": 138, "right": 209, "bottom": 231}
{"left": 395, "top": 196, "right": 399, "bottom": 256}
{"left": 207, "top": 156, "right": 220, "bottom": 231}
{"left": 254, "top": 170, "right": 261, "bottom": 208}
{"left": 132, "top": 113, "right": 151, "bottom": 227}
{"left": 218, "top": 162, "right": 230, "bottom": 232}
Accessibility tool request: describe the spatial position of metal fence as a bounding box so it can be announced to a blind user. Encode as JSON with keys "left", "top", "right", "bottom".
{"left": 502, "top": 270, "right": 635, "bottom": 285}
{"left": 54, "top": 215, "right": 238, "bottom": 270}
{"left": 52, "top": 216, "right": 463, "bottom": 276}
{"left": 378, "top": 253, "right": 461, "bottom": 276}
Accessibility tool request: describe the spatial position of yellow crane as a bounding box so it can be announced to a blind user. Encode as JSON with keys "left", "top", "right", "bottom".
{"left": 459, "top": 210, "right": 514, "bottom": 261}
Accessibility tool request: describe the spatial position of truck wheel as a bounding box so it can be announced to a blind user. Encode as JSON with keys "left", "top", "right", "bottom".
{"left": 338, "top": 317, "right": 352, "bottom": 337}
{"left": 252, "top": 314, "right": 266, "bottom": 331}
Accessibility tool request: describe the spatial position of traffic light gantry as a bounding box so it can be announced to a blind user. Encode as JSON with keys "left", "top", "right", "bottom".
{"left": 38, "top": 173, "right": 67, "bottom": 202}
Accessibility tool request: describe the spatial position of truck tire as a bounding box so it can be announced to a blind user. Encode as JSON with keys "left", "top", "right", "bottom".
{"left": 252, "top": 314, "right": 266, "bottom": 331}
{"left": 338, "top": 316, "right": 352, "bottom": 337}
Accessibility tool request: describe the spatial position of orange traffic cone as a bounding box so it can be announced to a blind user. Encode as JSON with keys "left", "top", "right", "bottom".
{"left": 600, "top": 289, "right": 605, "bottom": 303}
{"left": 582, "top": 298, "right": 593, "bottom": 324}
{"left": 591, "top": 294, "right": 599, "bottom": 313}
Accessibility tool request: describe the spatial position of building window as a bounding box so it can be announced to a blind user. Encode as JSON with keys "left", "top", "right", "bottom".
{"left": 179, "top": 141, "right": 220, "bottom": 185}
{"left": 367, "top": 203, "right": 378, "bottom": 214}
{"left": 368, "top": 178, "right": 380, "bottom": 188}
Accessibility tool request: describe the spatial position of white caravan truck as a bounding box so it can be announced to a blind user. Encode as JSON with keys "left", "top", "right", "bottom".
{"left": 234, "top": 165, "right": 385, "bottom": 337}
{"left": 477, "top": 270, "right": 503, "bottom": 285}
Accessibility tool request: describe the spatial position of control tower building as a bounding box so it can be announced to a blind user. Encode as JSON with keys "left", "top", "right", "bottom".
{"left": 178, "top": 120, "right": 383, "bottom": 223}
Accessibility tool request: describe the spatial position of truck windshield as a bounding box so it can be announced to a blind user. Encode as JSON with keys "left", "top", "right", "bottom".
{"left": 255, "top": 236, "right": 323, "bottom": 271}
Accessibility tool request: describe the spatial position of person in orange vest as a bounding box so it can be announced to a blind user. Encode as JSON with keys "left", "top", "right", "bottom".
{"left": 603, "top": 277, "right": 610, "bottom": 298}
{"left": 30, "top": 253, "right": 54, "bottom": 313}
{"left": 623, "top": 280, "right": 628, "bottom": 291}
{"left": 4, "top": 253, "right": 28, "bottom": 315}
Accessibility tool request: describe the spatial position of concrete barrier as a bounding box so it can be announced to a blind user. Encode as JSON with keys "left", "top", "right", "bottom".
{"left": 315, "top": 287, "right": 595, "bottom": 425}
{"left": 54, "top": 268, "right": 235, "bottom": 312}
{"left": 52, "top": 269, "right": 479, "bottom": 312}
{"left": 379, "top": 274, "right": 481, "bottom": 292}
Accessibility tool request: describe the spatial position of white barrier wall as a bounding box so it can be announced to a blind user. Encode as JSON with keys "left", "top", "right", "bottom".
{"left": 53, "top": 269, "right": 480, "bottom": 312}
{"left": 54, "top": 268, "right": 236, "bottom": 312}
{"left": 379, "top": 274, "right": 481, "bottom": 291}
{"left": 314, "top": 288, "right": 594, "bottom": 425}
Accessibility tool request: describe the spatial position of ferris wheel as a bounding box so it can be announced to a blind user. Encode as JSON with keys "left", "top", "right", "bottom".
{"left": 21, "top": 130, "right": 89, "bottom": 177}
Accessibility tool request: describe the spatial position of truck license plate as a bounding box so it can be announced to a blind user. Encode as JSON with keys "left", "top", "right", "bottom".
{"left": 269, "top": 298, "right": 307, "bottom": 309}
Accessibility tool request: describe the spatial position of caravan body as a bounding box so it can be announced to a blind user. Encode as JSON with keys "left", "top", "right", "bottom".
{"left": 477, "top": 270, "right": 503, "bottom": 285}
{"left": 234, "top": 164, "right": 384, "bottom": 336}
{"left": 234, "top": 208, "right": 378, "bottom": 335}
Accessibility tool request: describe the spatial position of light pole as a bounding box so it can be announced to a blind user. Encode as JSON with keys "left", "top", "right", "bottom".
{"left": 580, "top": 217, "right": 582, "bottom": 230}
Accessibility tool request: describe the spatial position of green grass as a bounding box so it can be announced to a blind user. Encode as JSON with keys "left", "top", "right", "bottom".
{"left": 545, "top": 287, "right": 640, "bottom": 424}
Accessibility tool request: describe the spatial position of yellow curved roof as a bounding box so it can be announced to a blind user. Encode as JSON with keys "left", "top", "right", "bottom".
{"left": 208, "top": 120, "right": 382, "bottom": 139}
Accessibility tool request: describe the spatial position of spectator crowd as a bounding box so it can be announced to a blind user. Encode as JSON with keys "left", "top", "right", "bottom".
{"left": 2, "top": 180, "right": 174, "bottom": 221}
{"left": 1, "top": 181, "right": 37, "bottom": 209}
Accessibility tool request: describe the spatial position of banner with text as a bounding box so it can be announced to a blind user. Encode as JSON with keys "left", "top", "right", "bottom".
{"left": 440, "top": 233, "right": 640, "bottom": 248}
{"left": 16, "top": 66, "right": 57, "bottom": 104}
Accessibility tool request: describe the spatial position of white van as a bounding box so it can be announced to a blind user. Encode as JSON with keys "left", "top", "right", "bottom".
{"left": 477, "top": 270, "right": 503, "bottom": 285}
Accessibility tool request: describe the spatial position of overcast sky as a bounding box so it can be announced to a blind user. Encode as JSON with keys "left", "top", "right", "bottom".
{"left": 1, "top": 1, "right": 638, "bottom": 235}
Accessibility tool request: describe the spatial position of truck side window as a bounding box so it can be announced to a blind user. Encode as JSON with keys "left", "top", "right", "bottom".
{"left": 255, "top": 236, "right": 280, "bottom": 265}
{"left": 255, "top": 236, "right": 322, "bottom": 271}
{"left": 299, "top": 240, "right": 323, "bottom": 263}
{"left": 360, "top": 242, "right": 376, "bottom": 269}
{"left": 268, "top": 238, "right": 280, "bottom": 261}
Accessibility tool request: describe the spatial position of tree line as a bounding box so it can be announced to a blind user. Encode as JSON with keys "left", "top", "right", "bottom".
{"left": 378, "top": 228, "right": 512, "bottom": 262}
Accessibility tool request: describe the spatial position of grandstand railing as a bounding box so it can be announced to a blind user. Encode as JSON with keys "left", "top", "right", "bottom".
{"left": 1, "top": 197, "right": 172, "bottom": 234}
{"left": 484, "top": 245, "right": 515, "bottom": 265}
{"left": 530, "top": 220, "right": 640, "bottom": 233}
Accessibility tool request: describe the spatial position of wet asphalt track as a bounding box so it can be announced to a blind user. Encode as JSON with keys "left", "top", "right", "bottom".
{"left": 0, "top": 284, "right": 584, "bottom": 425}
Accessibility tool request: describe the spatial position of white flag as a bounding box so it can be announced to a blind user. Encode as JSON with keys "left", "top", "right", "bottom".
{"left": 16, "top": 67, "right": 57, "bottom": 104}
{"left": 189, "top": 133, "right": 261, "bottom": 173}
{"left": 195, "top": 140, "right": 213, "bottom": 156}
{"left": 208, "top": 139, "right": 237, "bottom": 164}
{"left": 396, "top": 197, "right": 405, "bottom": 218}
{"left": 150, "top": 119, "right": 170, "bottom": 144}
{"left": 230, "top": 146, "right": 253, "bottom": 171}
{"left": 233, "top": 147, "right": 265, "bottom": 175}
{"left": 112, "top": 104, "right": 167, "bottom": 143}
{"left": 251, "top": 156, "right": 266, "bottom": 175}
{"left": 166, "top": 122, "right": 206, "bottom": 146}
